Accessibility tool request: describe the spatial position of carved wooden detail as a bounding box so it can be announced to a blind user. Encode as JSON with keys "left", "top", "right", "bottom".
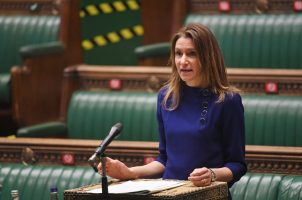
{"left": 245, "top": 145, "right": 302, "bottom": 175}
{"left": 190, "top": 0, "right": 297, "bottom": 14}
{"left": 0, "top": 0, "right": 59, "bottom": 15}
{"left": 1, "top": 138, "right": 301, "bottom": 175}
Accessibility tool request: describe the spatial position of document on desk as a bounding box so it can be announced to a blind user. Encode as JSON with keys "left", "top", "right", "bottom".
{"left": 87, "top": 179, "right": 186, "bottom": 194}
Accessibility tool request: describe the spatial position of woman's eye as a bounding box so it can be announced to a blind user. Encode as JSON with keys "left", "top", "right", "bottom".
{"left": 175, "top": 51, "right": 182, "bottom": 57}
{"left": 188, "top": 51, "right": 197, "bottom": 57}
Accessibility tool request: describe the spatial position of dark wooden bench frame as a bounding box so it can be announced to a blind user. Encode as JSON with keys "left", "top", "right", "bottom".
{"left": 0, "top": 137, "right": 301, "bottom": 175}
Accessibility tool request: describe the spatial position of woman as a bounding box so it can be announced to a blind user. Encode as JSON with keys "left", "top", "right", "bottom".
{"left": 98, "top": 23, "right": 246, "bottom": 198}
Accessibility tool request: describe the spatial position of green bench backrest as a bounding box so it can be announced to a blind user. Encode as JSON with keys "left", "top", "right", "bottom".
{"left": 0, "top": 15, "right": 60, "bottom": 73}
{"left": 2, "top": 164, "right": 301, "bottom": 200}
{"left": 0, "top": 163, "right": 99, "bottom": 200}
{"left": 243, "top": 95, "right": 302, "bottom": 146}
{"left": 67, "top": 91, "right": 158, "bottom": 141}
{"left": 67, "top": 92, "right": 302, "bottom": 146}
{"left": 0, "top": 15, "right": 60, "bottom": 103}
{"left": 230, "top": 173, "right": 302, "bottom": 200}
{"left": 185, "top": 14, "right": 302, "bottom": 69}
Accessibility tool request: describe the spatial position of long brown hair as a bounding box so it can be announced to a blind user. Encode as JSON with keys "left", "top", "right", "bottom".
{"left": 162, "top": 23, "right": 238, "bottom": 110}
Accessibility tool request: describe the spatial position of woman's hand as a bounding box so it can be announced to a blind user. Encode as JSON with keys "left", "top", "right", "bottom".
{"left": 97, "top": 157, "right": 137, "bottom": 180}
{"left": 188, "top": 167, "right": 212, "bottom": 187}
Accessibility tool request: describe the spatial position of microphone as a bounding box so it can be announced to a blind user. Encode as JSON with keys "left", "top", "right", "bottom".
{"left": 88, "top": 123, "right": 123, "bottom": 172}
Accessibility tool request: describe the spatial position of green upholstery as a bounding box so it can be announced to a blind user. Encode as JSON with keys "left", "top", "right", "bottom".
{"left": 17, "top": 121, "right": 67, "bottom": 138}
{"left": 0, "top": 73, "right": 10, "bottom": 103}
{"left": 278, "top": 175, "right": 302, "bottom": 200}
{"left": 67, "top": 91, "right": 158, "bottom": 140}
{"left": 17, "top": 91, "right": 159, "bottom": 140}
{"left": 0, "top": 15, "right": 59, "bottom": 103}
{"left": 231, "top": 173, "right": 283, "bottom": 200}
{"left": 136, "top": 14, "right": 302, "bottom": 69}
{"left": 243, "top": 95, "right": 302, "bottom": 146}
{"left": 17, "top": 92, "right": 302, "bottom": 146}
{"left": 19, "top": 41, "right": 64, "bottom": 59}
{"left": 135, "top": 42, "right": 170, "bottom": 58}
{"left": 1, "top": 164, "right": 301, "bottom": 200}
{"left": 0, "top": 163, "right": 100, "bottom": 200}
{"left": 185, "top": 14, "right": 302, "bottom": 69}
{"left": 230, "top": 173, "right": 302, "bottom": 200}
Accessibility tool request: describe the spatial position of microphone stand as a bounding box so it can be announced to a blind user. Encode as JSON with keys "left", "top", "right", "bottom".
{"left": 100, "top": 154, "right": 109, "bottom": 200}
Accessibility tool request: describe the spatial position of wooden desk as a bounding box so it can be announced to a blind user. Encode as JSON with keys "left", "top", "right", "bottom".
{"left": 64, "top": 181, "right": 228, "bottom": 200}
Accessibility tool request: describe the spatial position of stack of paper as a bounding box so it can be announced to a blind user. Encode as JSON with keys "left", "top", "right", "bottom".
{"left": 88, "top": 179, "right": 186, "bottom": 194}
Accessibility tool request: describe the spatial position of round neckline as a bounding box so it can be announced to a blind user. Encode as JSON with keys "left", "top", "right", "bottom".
{"left": 183, "top": 83, "right": 210, "bottom": 92}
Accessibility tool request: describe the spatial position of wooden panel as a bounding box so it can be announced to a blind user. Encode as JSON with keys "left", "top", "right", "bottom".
{"left": 140, "top": 0, "right": 188, "bottom": 44}
{"left": 0, "top": 137, "right": 301, "bottom": 175}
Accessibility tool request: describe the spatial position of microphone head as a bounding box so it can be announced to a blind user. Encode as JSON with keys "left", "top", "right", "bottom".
{"left": 110, "top": 122, "right": 123, "bottom": 138}
{"left": 114, "top": 122, "right": 123, "bottom": 132}
{"left": 94, "top": 122, "right": 123, "bottom": 157}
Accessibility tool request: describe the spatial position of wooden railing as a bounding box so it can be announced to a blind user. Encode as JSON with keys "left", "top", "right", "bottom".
{"left": 1, "top": 137, "right": 301, "bottom": 175}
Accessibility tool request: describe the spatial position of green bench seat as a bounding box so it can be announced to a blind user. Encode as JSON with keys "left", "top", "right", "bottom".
{"left": 0, "top": 15, "right": 60, "bottom": 104}
{"left": 136, "top": 14, "right": 302, "bottom": 69}
{"left": 1, "top": 163, "right": 301, "bottom": 200}
{"left": 17, "top": 92, "right": 302, "bottom": 146}
{"left": 230, "top": 172, "right": 302, "bottom": 200}
{"left": 0, "top": 163, "right": 100, "bottom": 200}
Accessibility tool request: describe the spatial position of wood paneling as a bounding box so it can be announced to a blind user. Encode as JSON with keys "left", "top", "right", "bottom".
{"left": 140, "top": 0, "right": 188, "bottom": 44}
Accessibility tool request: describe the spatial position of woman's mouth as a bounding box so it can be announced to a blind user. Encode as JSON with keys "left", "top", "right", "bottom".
{"left": 180, "top": 69, "right": 193, "bottom": 73}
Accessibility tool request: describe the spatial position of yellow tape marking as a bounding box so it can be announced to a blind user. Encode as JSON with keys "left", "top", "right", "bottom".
{"left": 107, "top": 32, "right": 120, "bottom": 43}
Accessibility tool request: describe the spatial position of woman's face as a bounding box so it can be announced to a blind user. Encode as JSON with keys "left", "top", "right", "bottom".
{"left": 175, "top": 37, "right": 202, "bottom": 87}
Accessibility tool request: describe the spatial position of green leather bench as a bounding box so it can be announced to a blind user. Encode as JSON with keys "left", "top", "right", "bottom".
{"left": 17, "top": 91, "right": 159, "bottom": 141}
{"left": 17, "top": 91, "right": 302, "bottom": 146}
{"left": 1, "top": 163, "right": 301, "bottom": 200}
{"left": 135, "top": 14, "right": 302, "bottom": 69}
{"left": 230, "top": 172, "right": 302, "bottom": 200}
{"left": 0, "top": 15, "right": 61, "bottom": 104}
{"left": 0, "top": 163, "right": 100, "bottom": 200}
{"left": 243, "top": 95, "right": 302, "bottom": 146}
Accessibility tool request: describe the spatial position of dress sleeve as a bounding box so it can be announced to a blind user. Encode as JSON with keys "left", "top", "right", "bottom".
{"left": 156, "top": 89, "right": 167, "bottom": 166}
{"left": 221, "top": 93, "right": 247, "bottom": 187}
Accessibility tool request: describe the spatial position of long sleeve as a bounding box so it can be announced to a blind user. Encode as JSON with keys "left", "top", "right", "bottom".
{"left": 220, "top": 93, "right": 247, "bottom": 187}
{"left": 156, "top": 89, "right": 167, "bottom": 166}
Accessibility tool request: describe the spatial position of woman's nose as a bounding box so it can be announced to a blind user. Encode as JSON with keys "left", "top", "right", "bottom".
{"left": 180, "top": 55, "right": 187, "bottom": 65}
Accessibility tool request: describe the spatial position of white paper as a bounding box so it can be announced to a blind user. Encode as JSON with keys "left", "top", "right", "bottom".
{"left": 87, "top": 179, "right": 185, "bottom": 194}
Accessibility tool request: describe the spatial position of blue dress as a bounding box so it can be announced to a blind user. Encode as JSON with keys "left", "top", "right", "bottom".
{"left": 156, "top": 83, "right": 247, "bottom": 187}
